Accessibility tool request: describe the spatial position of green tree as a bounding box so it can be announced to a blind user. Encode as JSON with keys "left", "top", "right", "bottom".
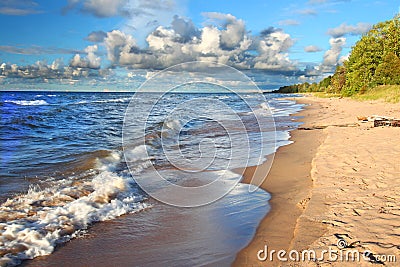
{"left": 343, "top": 16, "right": 400, "bottom": 95}
{"left": 329, "top": 65, "right": 346, "bottom": 94}
{"left": 319, "top": 76, "right": 331, "bottom": 91}
{"left": 374, "top": 52, "right": 400, "bottom": 85}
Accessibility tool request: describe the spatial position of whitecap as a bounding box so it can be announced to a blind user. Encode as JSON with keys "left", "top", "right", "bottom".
{"left": 4, "top": 100, "right": 48, "bottom": 106}
{"left": 0, "top": 169, "right": 149, "bottom": 266}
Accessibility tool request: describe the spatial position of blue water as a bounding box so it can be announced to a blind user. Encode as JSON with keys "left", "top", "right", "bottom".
{"left": 1, "top": 92, "right": 129, "bottom": 179}
{"left": 0, "top": 91, "right": 303, "bottom": 266}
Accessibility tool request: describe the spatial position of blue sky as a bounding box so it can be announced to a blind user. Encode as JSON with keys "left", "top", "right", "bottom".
{"left": 0, "top": 0, "right": 399, "bottom": 90}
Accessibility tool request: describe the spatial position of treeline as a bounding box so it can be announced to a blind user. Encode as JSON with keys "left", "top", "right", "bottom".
{"left": 275, "top": 15, "right": 400, "bottom": 96}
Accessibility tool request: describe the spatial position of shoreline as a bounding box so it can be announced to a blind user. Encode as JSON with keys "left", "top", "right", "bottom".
{"left": 234, "top": 97, "right": 326, "bottom": 266}
{"left": 234, "top": 95, "right": 400, "bottom": 266}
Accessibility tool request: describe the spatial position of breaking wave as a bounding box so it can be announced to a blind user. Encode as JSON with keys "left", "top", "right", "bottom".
{"left": 4, "top": 100, "right": 49, "bottom": 106}
{"left": 0, "top": 151, "right": 149, "bottom": 267}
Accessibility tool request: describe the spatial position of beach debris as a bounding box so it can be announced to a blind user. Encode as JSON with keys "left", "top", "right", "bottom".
{"left": 357, "top": 116, "right": 368, "bottom": 121}
{"left": 373, "top": 117, "right": 400, "bottom": 127}
{"left": 359, "top": 115, "right": 400, "bottom": 127}
{"left": 298, "top": 123, "right": 358, "bottom": 130}
{"left": 298, "top": 125, "right": 327, "bottom": 130}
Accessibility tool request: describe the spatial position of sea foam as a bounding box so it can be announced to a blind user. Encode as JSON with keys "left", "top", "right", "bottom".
{"left": 0, "top": 152, "right": 149, "bottom": 267}
{"left": 4, "top": 100, "right": 48, "bottom": 106}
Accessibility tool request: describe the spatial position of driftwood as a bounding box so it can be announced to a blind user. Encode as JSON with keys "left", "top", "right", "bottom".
{"left": 357, "top": 115, "right": 400, "bottom": 127}
{"left": 374, "top": 118, "right": 400, "bottom": 127}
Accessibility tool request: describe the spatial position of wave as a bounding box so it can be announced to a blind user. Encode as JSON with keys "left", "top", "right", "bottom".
{"left": 244, "top": 103, "right": 272, "bottom": 117}
{"left": 4, "top": 100, "right": 49, "bottom": 106}
{"left": 74, "top": 97, "right": 132, "bottom": 105}
{"left": 268, "top": 100, "right": 304, "bottom": 117}
{"left": 0, "top": 150, "right": 149, "bottom": 267}
{"left": 243, "top": 100, "right": 304, "bottom": 117}
{"left": 35, "top": 94, "right": 56, "bottom": 97}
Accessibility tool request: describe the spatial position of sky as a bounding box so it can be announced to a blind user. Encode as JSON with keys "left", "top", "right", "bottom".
{"left": 0, "top": 0, "right": 399, "bottom": 91}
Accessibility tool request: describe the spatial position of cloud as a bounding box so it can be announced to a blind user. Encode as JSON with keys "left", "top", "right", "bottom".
{"left": 327, "top": 22, "right": 371, "bottom": 38}
{"left": 202, "top": 12, "right": 246, "bottom": 50}
{"left": 63, "top": 0, "right": 129, "bottom": 17}
{"left": 258, "top": 27, "right": 294, "bottom": 52}
{"left": 304, "top": 37, "right": 346, "bottom": 76}
{"left": 304, "top": 45, "right": 323, "bottom": 52}
{"left": 321, "top": 37, "right": 346, "bottom": 71}
{"left": 0, "top": 0, "right": 42, "bottom": 16}
{"left": 122, "top": 0, "right": 186, "bottom": 43}
{"left": 85, "top": 31, "right": 108, "bottom": 42}
{"left": 0, "top": 59, "right": 106, "bottom": 81}
{"left": 338, "top": 53, "right": 349, "bottom": 65}
{"left": 260, "top": 27, "right": 281, "bottom": 36}
{"left": 303, "top": 64, "right": 321, "bottom": 77}
{"left": 297, "top": 8, "right": 318, "bottom": 16}
{"left": 278, "top": 19, "right": 300, "bottom": 26}
{"left": 104, "top": 30, "right": 138, "bottom": 64}
{"left": 83, "top": 0, "right": 129, "bottom": 17}
{"left": 50, "top": 58, "right": 65, "bottom": 70}
{"left": 0, "top": 7, "right": 42, "bottom": 15}
{"left": 134, "top": 0, "right": 176, "bottom": 11}
{"left": 102, "top": 14, "right": 296, "bottom": 71}
{"left": 0, "top": 45, "right": 82, "bottom": 55}
{"left": 70, "top": 45, "right": 101, "bottom": 69}
{"left": 1, "top": 12, "right": 299, "bottom": 84}
{"left": 170, "top": 15, "right": 199, "bottom": 42}
{"left": 253, "top": 28, "right": 295, "bottom": 70}
{"left": 63, "top": 0, "right": 187, "bottom": 53}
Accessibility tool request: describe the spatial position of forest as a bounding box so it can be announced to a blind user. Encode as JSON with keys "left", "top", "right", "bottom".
{"left": 275, "top": 15, "right": 400, "bottom": 97}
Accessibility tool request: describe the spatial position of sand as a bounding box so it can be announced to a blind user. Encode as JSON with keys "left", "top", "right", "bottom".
{"left": 234, "top": 96, "right": 400, "bottom": 266}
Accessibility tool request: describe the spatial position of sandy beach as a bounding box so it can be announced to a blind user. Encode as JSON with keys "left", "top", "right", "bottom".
{"left": 235, "top": 95, "right": 400, "bottom": 266}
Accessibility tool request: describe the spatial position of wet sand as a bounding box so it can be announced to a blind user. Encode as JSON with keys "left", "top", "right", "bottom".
{"left": 234, "top": 97, "right": 326, "bottom": 266}
{"left": 235, "top": 96, "right": 400, "bottom": 266}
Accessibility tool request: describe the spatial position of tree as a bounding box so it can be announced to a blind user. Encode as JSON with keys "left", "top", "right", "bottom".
{"left": 319, "top": 75, "right": 331, "bottom": 91}
{"left": 329, "top": 65, "right": 346, "bottom": 94}
{"left": 343, "top": 16, "right": 400, "bottom": 95}
{"left": 374, "top": 52, "right": 400, "bottom": 85}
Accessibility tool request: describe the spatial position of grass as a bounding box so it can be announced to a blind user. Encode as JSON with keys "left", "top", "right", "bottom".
{"left": 308, "top": 85, "right": 400, "bottom": 103}
{"left": 352, "top": 85, "right": 400, "bottom": 103}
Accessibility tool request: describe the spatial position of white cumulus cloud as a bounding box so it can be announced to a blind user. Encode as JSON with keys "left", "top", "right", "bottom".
{"left": 70, "top": 45, "right": 101, "bottom": 69}
{"left": 104, "top": 30, "right": 137, "bottom": 64}
{"left": 253, "top": 28, "right": 295, "bottom": 70}
{"left": 321, "top": 37, "right": 346, "bottom": 72}
{"left": 101, "top": 14, "right": 296, "bottom": 71}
